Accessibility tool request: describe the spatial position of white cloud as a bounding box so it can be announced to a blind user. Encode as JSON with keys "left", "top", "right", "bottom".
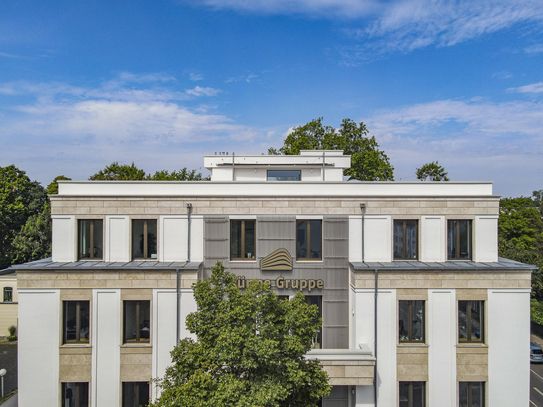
{"left": 185, "top": 86, "right": 222, "bottom": 97}
{"left": 525, "top": 44, "right": 543, "bottom": 53}
{"left": 508, "top": 82, "right": 543, "bottom": 93}
{"left": 189, "top": 72, "right": 204, "bottom": 81}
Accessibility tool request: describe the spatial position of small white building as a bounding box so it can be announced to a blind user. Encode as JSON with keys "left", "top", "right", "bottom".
{"left": 14, "top": 150, "right": 533, "bottom": 407}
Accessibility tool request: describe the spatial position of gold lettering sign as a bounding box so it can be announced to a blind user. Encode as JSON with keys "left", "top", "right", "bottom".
{"left": 260, "top": 248, "right": 293, "bottom": 271}
{"left": 237, "top": 276, "right": 324, "bottom": 292}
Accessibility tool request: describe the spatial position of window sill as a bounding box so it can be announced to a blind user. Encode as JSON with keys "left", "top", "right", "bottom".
{"left": 398, "top": 343, "right": 428, "bottom": 347}
{"left": 230, "top": 259, "right": 257, "bottom": 262}
{"left": 296, "top": 259, "right": 323, "bottom": 263}
{"left": 121, "top": 343, "right": 151, "bottom": 347}
{"left": 60, "top": 343, "right": 91, "bottom": 348}
{"left": 457, "top": 343, "right": 487, "bottom": 348}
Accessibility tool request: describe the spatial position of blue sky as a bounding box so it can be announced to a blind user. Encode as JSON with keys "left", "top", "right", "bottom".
{"left": 1, "top": 0, "right": 542, "bottom": 197}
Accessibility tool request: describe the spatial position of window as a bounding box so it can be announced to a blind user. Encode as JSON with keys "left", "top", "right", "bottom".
{"left": 78, "top": 219, "right": 103, "bottom": 259}
{"left": 62, "top": 382, "right": 89, "bottom": 407}
{"left": 267, "top": 170, "right": 301, "bottom": 181}
{"left": 399, "top": 300, "right": 424, "bottom": 343}
{"left": 448, "top": 220, "right": 471, "bottom": 260}
{"left": 63, "top": 301, "right": 90, "bottom": 343}
{"left": 394, "top": 220, "right": 418, "bottom": 259}
{"left": 306, "top": 296, "right": 322, "bottom": 349}
{"left": 459, "top": 382, "right": 484, "bottom": 407}
{"left": 123, "top": 382, "right": 150, "bottom": 407}
{"left": 132, "top": 220, "right": 157, "bottom": 259}
{"left": 3, "top": 287, "right": 13, "bottom": 302}
{"left": 296, "top": 220, "right": 322, "bottom": 260}
{"left": 399, "top": 382, "right": 425, "bottom": 407}
{"left": 124, "top": 301, "right": 150, "bottom": 343}
{"left": 458, "top": 301, "right": 483, "bottom": 343}
{"left": 231, "top": 220, "right": 256, "bottom": 260}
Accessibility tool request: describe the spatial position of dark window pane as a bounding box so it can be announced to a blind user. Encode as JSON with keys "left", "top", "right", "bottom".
{"left": 267, "top": 170, "right": 301, "bottom": 181}
{"left": 448, "top": 220, "right": 471, "bottom": 260}
{"left": 310, "top": 220, "right": 321, "bottom": 259}
{"left": 244, "top": 220, "right": 255, "bottom": 259}
{"left": 231, "top": 221, "right": 242, "bottom": 258}
{"left": 297, "top": 221, "right": 308, "bottom": 259}
{"left": 399, "top": 301, "right": 410, "bottom": 342}
{"left": 394, "top": 221, "right": 404, "bottom": 259}
{"left": 133, "top": 220, "right": 157, "bottom": 259}
{"left": 124, "top": 301, "right": 150, "bottom": 343}
{"left": 470, "top": 302, "right": 483, "bottom": 342}
{"left": 64, "top": 301, "right": 89, "bottom": 343}
{"left": 458, "top": 301, "right": 468, "bottom": 341}
{"left": 62, "top": 382, "right": 89, "bottom": 407}
{"left": 459, "top": 382, "right": 484, "bottom": 407}
{"left": 123, "top": 382, "right": 150, "bottom": 407}
{"left": 459, "top": 221, "right": 470, "bottom": 259}
{"left": 412, "top": 300, "right": 424, "bottom": 342}
{"left": 405, "top": 221, "right": 417, "bottom": 259}
{"left": 79, "top": 220, "right": 103, "bottom": 259}
{"left": 306, "top": 296, "right": 322, "bottom": 349}
{"left": 459, "top": 301, "right": 483, "bottom": 343}
{"left": 3, "top": 287, "right": 12, "bottom": 302}
{"left": 400, "top": 382, "right": 425, "bottom": 407}
{"left": 399, "top": 382, "right": 409, "bottom": 407}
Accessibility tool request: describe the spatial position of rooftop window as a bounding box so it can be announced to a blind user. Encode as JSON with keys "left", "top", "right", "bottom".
{"left": 267, "top": 170, "right": 301, "bottom": 181}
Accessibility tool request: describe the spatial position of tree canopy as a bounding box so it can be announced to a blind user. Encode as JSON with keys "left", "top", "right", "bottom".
{"left": 499, "top": 191, "right": 543, "bottom": 297}
{"left": 271, "top": 118, "right": 394, "bottom": 181}
{"left": 416, "top": 161, "right": 449, "bottom": 181}
{"left": 0, "top": 165, "right": 49, "bottom": 268}
{"left": 152, "top": 262, "right": 330, "bottom": 407}
{"left": 89, "top": 162, "right": 209, "bottom": 181}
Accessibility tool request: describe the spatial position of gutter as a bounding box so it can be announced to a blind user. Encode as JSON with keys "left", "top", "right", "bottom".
{"left": 177, "top": 203, "right": 193, "bottom": 344}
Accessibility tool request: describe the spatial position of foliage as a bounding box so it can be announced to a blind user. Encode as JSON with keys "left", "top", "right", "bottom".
{"left": 532, "top": 299, "right": 543, "bottom": 325}
{"left": 273, "top": 118, "right": 394, "bottom": 181}
{"left": 0, "top": 165, "right": 48, "bottom": 268}
{"left": 45, "top": 175, "right": 71, "bottom": 195}
{"left": 146, "top": 168, "right": 209, "bottom": 181}
{"left": 499, "top": 191, "right": 543, "bottom": 298}
{"left": 416, "top": 161, "right": 449, "bottom": 181}
{"left": 89, "top": 162, "right": 209, "bottom": 181}
{"left": 10, "top": 201, "right": 52, "bottom": 264}
{"left": 7, "top": 325, "right": 17, "bottom": 341}
{"left": 89, "top": 162, "right": 146, "bottom": 180}
{"left": 152, "top": 262, "right": 330, "bottom": 407}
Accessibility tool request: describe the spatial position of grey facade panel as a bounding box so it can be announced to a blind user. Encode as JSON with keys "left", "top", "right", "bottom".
{"left": 324, "top": 385, "right": 349, "bottom": 407}
{"left": 204, "top": 217, "right": 229, "bottom": 269}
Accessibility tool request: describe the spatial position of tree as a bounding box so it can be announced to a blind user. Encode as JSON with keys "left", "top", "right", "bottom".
{"left": 89, "top": 163, "right": 209, "bottom": 181}
{"left": 498, "top": 193, "right": 543, "bottom": 297}
{"left": 416, "top": 161, "right": 449, "bottom": 181}
{"left": 45, "top": 175, "right": 72, "bottom": 195}
{"left": 274, "top": 118, "right": 394, "bottom": 181}
{"left": 152, "top": 262, "right": 331, "bottom": 407}
{"left": 11, "top": 201, "right": 52, "bottom": 264}
{"left": 89, "top": 162, "right": 146, "bottom": 180}
{"left": 0, "top": 165, "right": 48, "bottom": 268}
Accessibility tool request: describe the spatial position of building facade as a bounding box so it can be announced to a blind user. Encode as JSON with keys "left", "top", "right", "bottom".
{"left": 15, "top": 150, "right": 532, "bottom": 407}
{"left": 0, "top": 270, "right": 17, "bottom": 337}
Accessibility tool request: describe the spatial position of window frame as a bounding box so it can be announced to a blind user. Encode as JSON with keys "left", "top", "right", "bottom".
{"left": 123, "top": 300, "right": 151, "bottom": 344}
{"left": 447, "top": 219, "right": 472, "bottom": 260}
{"left": 132, "top": 219, "right": 157, "bottom": 260}
{"left": 393, "top": 219, "right": 419, "bottom": 260}
{"left": 458, "top": 300, "right": 484, "bottom": 343}
{"left": 62, "top": 382, "right": 89, "bottom": 407}
{"left": 63, "top": 301, "right": 90, "bottom": 344}
{"left": 122, "top": 381, "right": 150, "bottom": 407}
{"left": 296, "top": 219, "right": 322, "bottom": 261}
{"left": 399, "top": 300, "right": 425, "bottom": 343}
{"left": 459, "top": 382, "right": 485, "bottom": 407}
{"left": 230, "top": 220, "right": 256, "bottom": 261}
{"left": 78, "top": 219, "right": 103, "bottom": 260}
{"left": 399, "top": 381, "right": 426, "bottom": 407}
{"left": 3, "top": 287, "right": 13, "bottom": 302}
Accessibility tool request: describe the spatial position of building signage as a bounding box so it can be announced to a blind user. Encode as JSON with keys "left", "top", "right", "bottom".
{"left": 260, "top": 248, "right": 293, "bottom": 271}
{"left": 237, "top": 276, "right": 324, "bottom": 292}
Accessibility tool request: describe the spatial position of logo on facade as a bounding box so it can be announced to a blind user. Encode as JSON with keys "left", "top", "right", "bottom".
{"left": 260, "top": 248, "right": 293, "bottom": 271}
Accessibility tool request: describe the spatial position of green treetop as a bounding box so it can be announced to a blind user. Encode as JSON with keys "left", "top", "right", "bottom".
{"left": 152, "top": 262, "right": 331, "bottom": 407}
{"left": 415, "top": 161, "right": 449, "bottom": 181}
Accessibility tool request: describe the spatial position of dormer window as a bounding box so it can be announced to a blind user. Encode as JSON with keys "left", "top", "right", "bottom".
{"left": 267, "top": 170, "right": 301, "bottom": 181}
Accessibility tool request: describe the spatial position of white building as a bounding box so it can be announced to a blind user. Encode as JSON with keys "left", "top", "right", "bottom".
{"left": 14, "top": 150, "right": 533, "bottom": 407}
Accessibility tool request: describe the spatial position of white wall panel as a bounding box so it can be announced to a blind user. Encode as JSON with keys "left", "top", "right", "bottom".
{"left": 364, "top": 216, "right": 391, "bottom": 262}
{"left": 105, "top": 215, "right": 129, "bottom": 262}
{"left": 190, "top": 218, "right": 204, "bottom": 262}
{"left": 421, "top": 216, "right": 445, "bottom": 262}
{"left": 18, "top": 289, "right": 60, "bottom": 407}
{"left": 52, "top": 215, "right": 75, "bottom": 262}
{"left": 152, "top": 290, "right": 177, "bottom": 401}
{"left": 355, "top": 385, "right": 375, "bottom": 406}
{"left": 474, "top": 216, "right": 498, "bottom": 262}
{"left": 160, "top": 216, "right": 203, "bottom": 262}
{"left": 428, "top": 289, "right": 456, "bottom": 407}
{"left": 488, "top": 289, "right": 530, "bottom": 407}
{"left": 353, "top": 287, "right": 395, "bottom": 407}
{"left": 349, "top": 216, "right": 363, "bottom": 263}
{"left": 92, "top": 289, "right": 120, "bottom": 407}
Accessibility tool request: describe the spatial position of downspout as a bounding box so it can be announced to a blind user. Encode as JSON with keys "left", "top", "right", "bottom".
{"left": 374, "top": 268, "right": 379, "bottom": 407}
{"left": 360, "top": 204, "right": 366, "bottom": 262}
{"left": 177, "top": 203, "right": 192, "bottom": 344}
{"left": 322, "top": 151, "right": 326, "bottom": 181}
{"left": 232, "top": 152, "right": 235, "bottom": 181}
